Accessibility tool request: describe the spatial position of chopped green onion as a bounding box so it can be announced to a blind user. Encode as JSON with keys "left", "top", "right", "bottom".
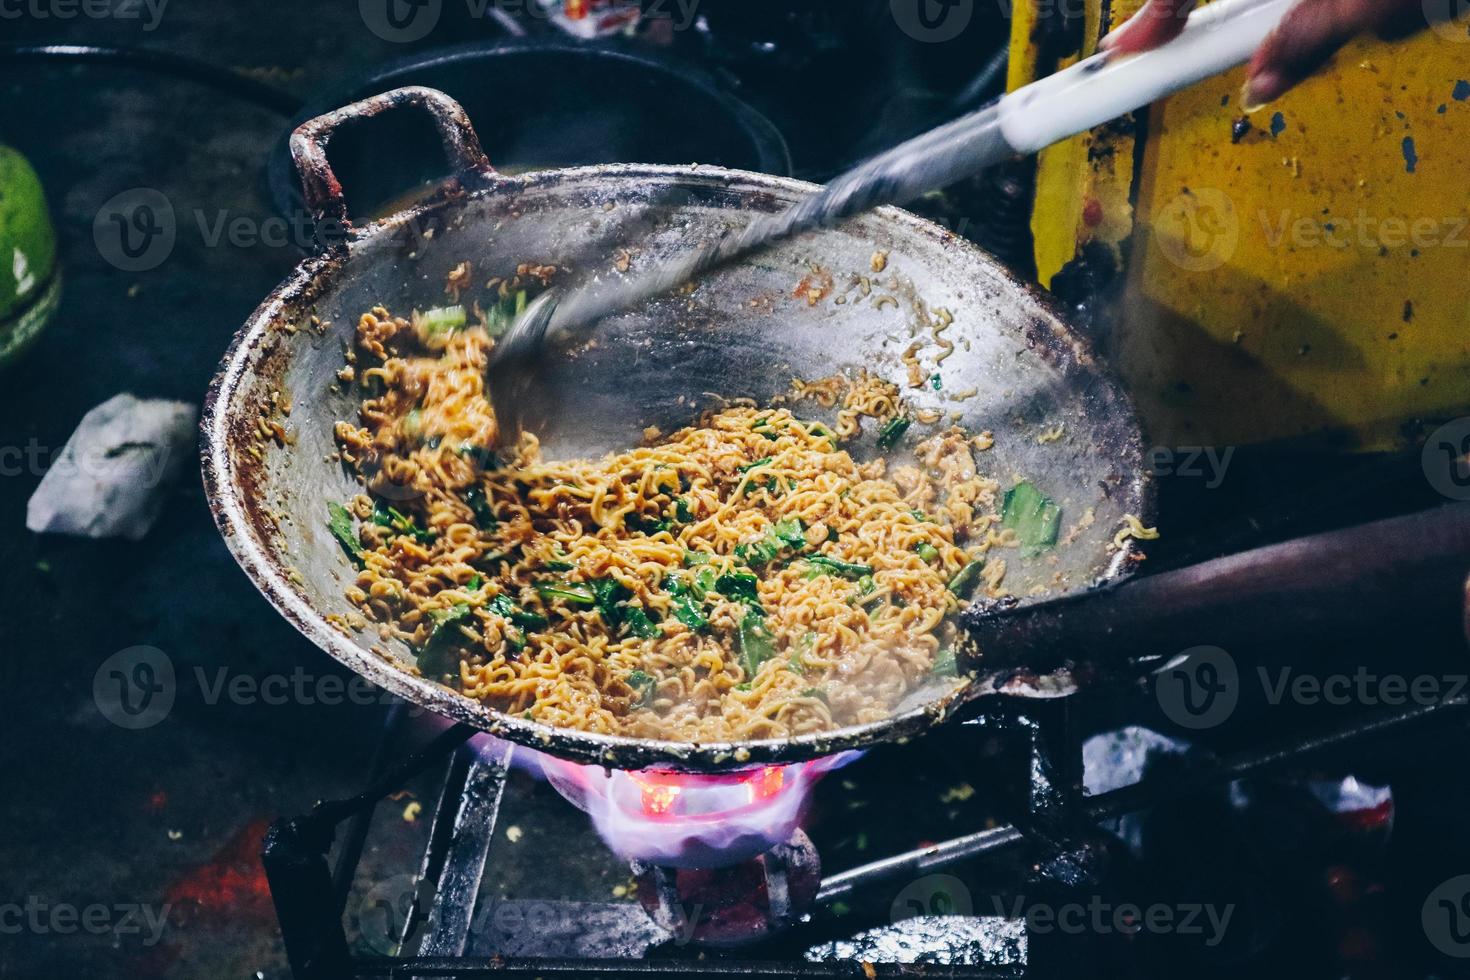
{"left": 876, "top": 416, "right": 911, "bottom": 450}
{"left": 915, "top": 542, "right": 940, "bottom": 563}
{"left": 417, "top": 305, "right": 466, "bottom": 337}
{"left": 930, "top": 374, "right": 942, "bottom": 391}
{"left": 947, "top": 559, "right": 986, "bottom": 597}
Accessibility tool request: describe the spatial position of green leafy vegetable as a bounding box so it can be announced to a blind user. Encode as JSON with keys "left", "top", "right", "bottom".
{"left": 625, "top": 513, "right": 673, "bottom": 535}
{"left": 372, "top": 500, "right": 435, "bottom": 544}
{"left": 683, "top": 550, "right": 712, "bottom": 566}
{"left": 626, "top": 669, "right": 657, "bottom": 705}
{"left": 932, "top": 649, "right": 959, "bottom": 676}
{"left": 588, "top": 578, "right": 662, "bottom": 638}
{"left": 667, "top": 574, "right": 710, "bottom": 631}
{"left": 1001, "top": 480, "right": 1062, "bottom": 557}
{"left": 457, "top": 443, "right": 500, "bottom": 469}
{"left": 535, "top": 581, "right": 596, "bottom": 606}
{"left": 669, "top": 591, "right": 709, "bottom": 631}
{"left": 327, "top": 502, "right": 363, "bottom": 563}
{"left": 930, "top": 374, "right": 942, "bottom": 391}
{"left": 624, "top": 606, "right": 661, "bottom": 640}
{"left": 915, "top": 542, "right": 940, "bottom": 562}
{"left": 417, "top": 305, "right": 466, "bottom": 338}
{"left": 738, "top": 608, "right": 777, "bottom": 678}
{"left": 489, "top": 593, "right": 548, "bottom": 632}
{"left": 419, "top": 603, "right": 471, "bottom": 675}
{"left": 876, "top": 416, "right": 911, "bottom": 450}
{"left": 715, "top": 572, "right": 762, "bottom": 607}
{"left": 463, "top": 487, "right": 498, "bottom": 529}
{"left": 544, "top": 560, "right": 575, "bottom": 572}
{"left": 481, "top": 289, "right": 529, "bottom": 338}
{"left": 947, "top": 559, "right": 986, "bottom": 597}
{"left": 466, "top": 574, "right": 482, "bottom": 590}
{"left": 675, "top": 498, "right": 694, "bottom": 523}
{"left": 738, "top": 456, "right": 773, "bottom": 473}
{"left": 806, "top": 555, "right": 874, "bottom": 579}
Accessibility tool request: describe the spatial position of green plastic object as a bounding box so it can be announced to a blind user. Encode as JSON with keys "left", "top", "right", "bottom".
{"left": 0, "top": 144, "right": 60, "bottom": 365}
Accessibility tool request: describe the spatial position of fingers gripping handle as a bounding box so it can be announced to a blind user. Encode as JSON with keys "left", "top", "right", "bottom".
{"left": 997, "top": 0, "right": 1297, "bottom": 154}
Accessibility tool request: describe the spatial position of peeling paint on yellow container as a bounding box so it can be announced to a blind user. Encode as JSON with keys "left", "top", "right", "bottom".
{"left": 1019, "top": 8, "right": 1470, "bottom": 449}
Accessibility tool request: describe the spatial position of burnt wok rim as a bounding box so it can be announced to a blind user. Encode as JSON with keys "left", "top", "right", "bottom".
{"left": 201, "top": 162, "right": 1154, "bottom": 772}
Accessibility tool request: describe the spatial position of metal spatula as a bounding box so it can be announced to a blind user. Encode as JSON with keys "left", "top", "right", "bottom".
{"left": 488, "top": 0, "right": 1295, "bottom": 430}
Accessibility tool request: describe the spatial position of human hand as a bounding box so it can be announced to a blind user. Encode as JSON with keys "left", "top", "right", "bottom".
{"left": 1099, "top": 0, "right": 1435, "bottom": 109}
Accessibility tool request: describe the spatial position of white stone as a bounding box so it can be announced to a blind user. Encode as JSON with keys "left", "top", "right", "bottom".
{"left": 26, "top": 393, "right": 197, "bottom": 541}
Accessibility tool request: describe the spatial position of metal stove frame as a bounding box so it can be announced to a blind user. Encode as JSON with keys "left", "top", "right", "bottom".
{"left": 262, "top": 692, "right": 1468, "bottom": 979}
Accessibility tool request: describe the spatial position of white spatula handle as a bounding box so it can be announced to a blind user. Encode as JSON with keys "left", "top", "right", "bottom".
{"left": 998, "top": 0, "right": 1297, "bottom": 154}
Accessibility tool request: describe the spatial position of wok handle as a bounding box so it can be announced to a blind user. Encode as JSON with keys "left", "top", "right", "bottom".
{"left": 962, "top": 502, "right": 1470, "bottom": 667}
{"left": 289, "top": 86, "right": 494, "bottom": 242}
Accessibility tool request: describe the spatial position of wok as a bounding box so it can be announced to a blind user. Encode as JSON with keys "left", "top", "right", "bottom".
{"left": 201, "top": 87, "right": 1154, "bottom": 771}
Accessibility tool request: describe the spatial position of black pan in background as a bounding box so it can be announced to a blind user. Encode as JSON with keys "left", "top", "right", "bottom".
{"left": 268, "top": 39, "right": 791, "bottom": 223}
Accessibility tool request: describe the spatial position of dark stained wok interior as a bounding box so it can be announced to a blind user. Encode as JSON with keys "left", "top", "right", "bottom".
{"left": 203, "top": 110, "right": 1152, "bottom": 769}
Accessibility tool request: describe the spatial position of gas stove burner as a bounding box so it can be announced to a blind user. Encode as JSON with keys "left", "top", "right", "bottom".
{"left": 537, "top": 751, "right": 858, "bottom": 868}
{"left": 632, "top": 828, "right": 821, "bottom": 947}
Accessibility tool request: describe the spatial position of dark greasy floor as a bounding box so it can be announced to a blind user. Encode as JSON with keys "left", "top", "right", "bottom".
{"left": 3, "top": 4, "right": 1469, "bottom": 980}
{"left": 0, "top": 6, "right": 503, "bottom": 978}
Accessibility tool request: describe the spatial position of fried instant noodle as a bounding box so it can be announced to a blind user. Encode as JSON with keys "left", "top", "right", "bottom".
{"left": 333, "top": 308, "right": 1007, "bottom": 741}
